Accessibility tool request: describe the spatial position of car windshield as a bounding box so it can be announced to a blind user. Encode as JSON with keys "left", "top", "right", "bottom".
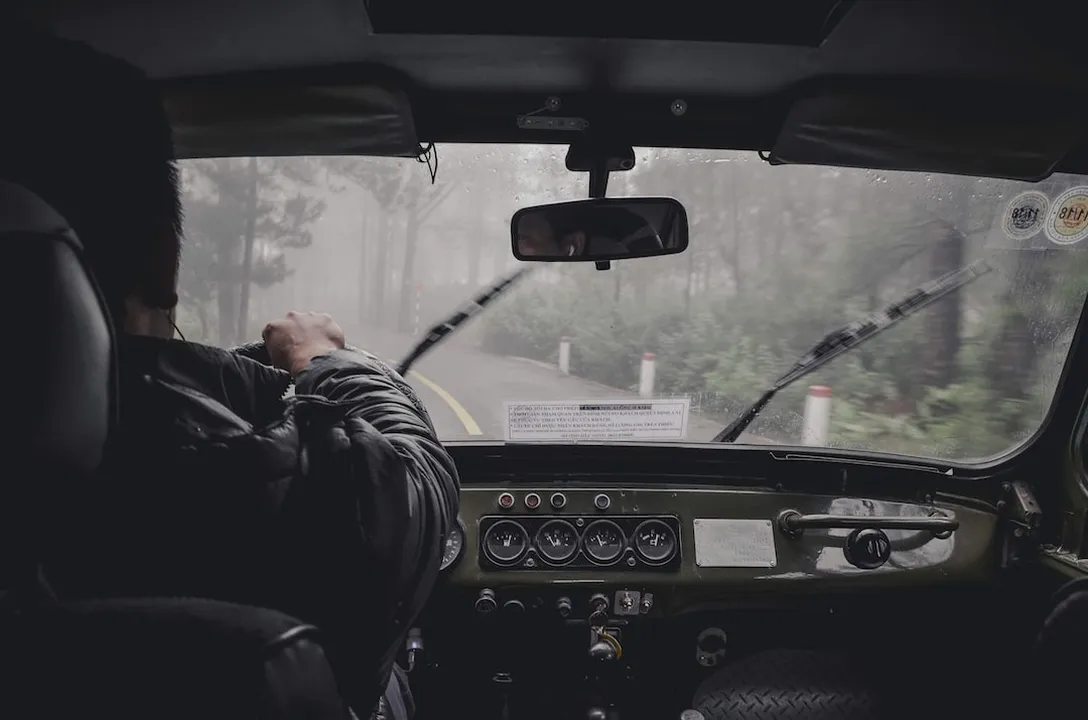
{"left": 177, "top": 144, "right": 1088, "bottom": 462}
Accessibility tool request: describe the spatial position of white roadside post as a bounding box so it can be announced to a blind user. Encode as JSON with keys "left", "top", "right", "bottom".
{"left": 801, "top": 385, "right": 832, "bottom": 446}
{"left": 558, "top": 336, "right": 571, "bottom": 375}
{"left": 639, "top": 352, "right": 656, "bottom": 398}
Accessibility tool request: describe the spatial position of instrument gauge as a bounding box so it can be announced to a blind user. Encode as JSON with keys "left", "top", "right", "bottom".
{"left": 583, "top": 520, "right": 626, "bottom": 564}
{"left": 535, "top": 519, "right": 579, "bottom": 564}
{"left": 482, "top": 520, "right": 529, "bottom": 566}
{"left": 440, "top": 520, "right": 466, "bottom": 570}
{"left": 633, "top": 519, "right": 677, "bottom": 564}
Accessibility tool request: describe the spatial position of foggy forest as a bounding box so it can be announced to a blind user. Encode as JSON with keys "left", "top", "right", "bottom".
{"left": 175, "top": 145, "right": 1088, "bottom": 461}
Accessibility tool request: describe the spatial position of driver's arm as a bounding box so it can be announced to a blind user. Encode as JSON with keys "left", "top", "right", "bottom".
{"left": 293, "top": 348, "right": 459, "bottom": 707}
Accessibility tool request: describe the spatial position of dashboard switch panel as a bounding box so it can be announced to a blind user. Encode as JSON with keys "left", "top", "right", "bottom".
{"left": 615, "top": 590, "right": 640, "bottom": 616}
{"left": 478, "top": 514, "right": 682, "bottom": 572}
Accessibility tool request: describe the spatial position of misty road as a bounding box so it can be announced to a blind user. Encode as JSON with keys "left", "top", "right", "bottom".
{"left": 352, "top": 326, "right": 766, "bottom": 444}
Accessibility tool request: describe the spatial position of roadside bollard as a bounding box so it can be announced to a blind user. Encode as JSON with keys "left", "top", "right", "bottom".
{"left": 559, "top": 337, "right": 571, "bottom": 375}
{"left": 639, "top": 352, "right": 656, "bottom": 398}
{"left": 801, "top": 385, "right": 832, "bottom": 446}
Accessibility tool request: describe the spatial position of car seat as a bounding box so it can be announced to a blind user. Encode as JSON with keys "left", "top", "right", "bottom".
{"left": 0, "top": 177, "right": 353, "bottom": 719}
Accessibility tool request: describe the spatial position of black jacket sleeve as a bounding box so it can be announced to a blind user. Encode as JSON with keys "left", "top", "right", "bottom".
{"left": 293, "top": 348, "right": 459, "bottom": 708}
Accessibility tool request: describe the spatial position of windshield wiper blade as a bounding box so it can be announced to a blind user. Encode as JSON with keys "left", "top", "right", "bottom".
{"left": 712, "top": 258, "right": 993, "bottom": 443}
{"left": 396, "top": 266, "right": 534, "bottom": 377}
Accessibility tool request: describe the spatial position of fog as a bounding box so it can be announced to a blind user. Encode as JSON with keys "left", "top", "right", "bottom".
{"left": 176, "top": 145, "right": 1088, "bottom": 460}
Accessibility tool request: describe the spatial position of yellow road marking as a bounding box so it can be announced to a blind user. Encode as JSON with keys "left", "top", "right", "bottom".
{"left": 409, "top": 370, "right": 483, "bottom": 436}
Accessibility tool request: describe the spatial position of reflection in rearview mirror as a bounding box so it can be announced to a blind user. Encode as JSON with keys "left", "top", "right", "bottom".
{"left": 511, "top": 197, "right": 689, "bottom": 262}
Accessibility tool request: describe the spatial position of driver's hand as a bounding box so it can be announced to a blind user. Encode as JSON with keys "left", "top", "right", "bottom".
{"left": 262, "top": 311, "right": 346, "bottom": 377}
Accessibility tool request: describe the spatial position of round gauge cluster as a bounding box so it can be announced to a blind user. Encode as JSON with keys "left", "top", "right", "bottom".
{"left": 481, "top": 517, "right": 679, "bottom": 567}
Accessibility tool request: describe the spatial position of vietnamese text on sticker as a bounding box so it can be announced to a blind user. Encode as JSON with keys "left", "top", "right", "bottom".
{"left": 504, "top": 398, "right": 690, "bottom": 441}
{"left": 1002, "top": 190, "right": 1049, "bottom": 241}
{"left": 1045, "top": 186, "right": 1088, "bottom": 246}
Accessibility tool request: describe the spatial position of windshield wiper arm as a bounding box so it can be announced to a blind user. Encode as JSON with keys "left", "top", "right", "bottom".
{"left": 396, "top": 266, "right": 534, "bottom": 377}
{"left": 712, "top": 258, "right": 993, "bottom": 443}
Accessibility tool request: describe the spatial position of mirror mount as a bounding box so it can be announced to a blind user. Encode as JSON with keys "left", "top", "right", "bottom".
{"left": 566, "top": 139, "right": 636, "bottom": 270}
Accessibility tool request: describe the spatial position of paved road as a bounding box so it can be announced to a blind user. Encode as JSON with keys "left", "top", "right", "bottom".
{"left": 351, "top": 325, "right": 771, "bottom": 444}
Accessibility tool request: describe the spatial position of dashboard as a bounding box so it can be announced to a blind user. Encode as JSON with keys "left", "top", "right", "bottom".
{"left": 436, "top": 484, "right": 997, "bottom": 620}
{"left": 412, "top": 446, "right": 1012, "bottom": 720}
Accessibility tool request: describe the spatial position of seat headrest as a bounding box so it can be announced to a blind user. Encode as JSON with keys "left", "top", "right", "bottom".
{"left": 0, "top": 177, "right": 115, "bottom": 478}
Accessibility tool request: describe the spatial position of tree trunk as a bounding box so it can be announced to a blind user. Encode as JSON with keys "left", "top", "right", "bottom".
{"left": 358, "top": 207, "right": 372, "bottom": 325}
{"left": 236, "top": 157, "right": 259, "bottom": 342}
{"left": 730, "top": 167, "right": 743, "bottom": 292}
{"left": 685, "top": 244, "right": 695, "bottom": 315}
{"left": 196, "top": 303, "right": 209, "bottom": 342}
{"left": 372, "top": 210, "right": 389, "bottom": 324}
{"left": 398, "top": 208, "right": 421, "bottom": 333}
{"left": 467, "top": 190, "right": 485, "bottom": 287}
{"left": 216, "top": 278, "right": 238, "bottom": 346}
{"left": 920, "top": 223, "right": 965, "bottom": 388}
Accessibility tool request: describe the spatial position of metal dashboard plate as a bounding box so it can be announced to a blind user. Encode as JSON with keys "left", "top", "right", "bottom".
{"left": 693, "top": 518, "right": 777, "bottom": 568}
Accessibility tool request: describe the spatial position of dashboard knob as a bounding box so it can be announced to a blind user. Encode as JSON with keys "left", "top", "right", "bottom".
{"left": 556, "top": 596, "right": 572, "bottom": 618}
{"left": 844, "top": 528, "right": 892, "bottom": 569}
{"left": 502, "top": 599, "right": 525, "bottom": 613}
{"left": 474, "top": 589, "right": 498, "bottom": 614}
{"left": 589, "top": 593, "right": 609, "bottom": 613}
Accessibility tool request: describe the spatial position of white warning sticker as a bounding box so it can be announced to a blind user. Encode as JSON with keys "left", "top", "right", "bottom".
{"left": 693, "top": 519, "right": 778, "bottom": 568}
{"left": 504, "top": 398, "right": 690, "bottom": 442}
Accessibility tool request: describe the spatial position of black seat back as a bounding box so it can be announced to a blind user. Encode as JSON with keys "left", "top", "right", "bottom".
{"left": 0, "top": 178, "right": 351, "bottom": 718}
{"left": 1031, "top": 576, "right": 1088, "bottom": 718}
{"left": 2, "top": 597, "right": 348, "bottom": 720}
{"left": 0, "top": 178, "right": 115, "bottom": 602}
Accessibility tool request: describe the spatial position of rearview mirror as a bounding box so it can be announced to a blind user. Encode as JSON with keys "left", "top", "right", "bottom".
{"left": 511, "top": 197, "right": 689, "bottom": 262}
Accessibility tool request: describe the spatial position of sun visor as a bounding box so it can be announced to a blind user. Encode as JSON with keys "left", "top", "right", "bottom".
{"left": 768, "top": 85, "right": 1083, "bottom": 181}
{"left": 164, "top": 71, "right": 420, "bottom": 159}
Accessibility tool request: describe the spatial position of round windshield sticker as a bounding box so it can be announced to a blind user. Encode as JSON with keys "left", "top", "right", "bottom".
{"left": 1002, "top": 191, "right": 1049, "bottom": 241}
{"left": 1045, "top": 186, "right": 1088, "bottom": 245}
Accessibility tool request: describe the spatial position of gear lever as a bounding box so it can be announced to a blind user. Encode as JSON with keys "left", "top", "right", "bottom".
{"left": 586, "top": 629, "right": 622, "bottom": 720}
{"left": 492, "top": 672, "right": 512, "bottom": 720}
{"left": 589, "top": 640, "right": 617, "bottom": 662}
